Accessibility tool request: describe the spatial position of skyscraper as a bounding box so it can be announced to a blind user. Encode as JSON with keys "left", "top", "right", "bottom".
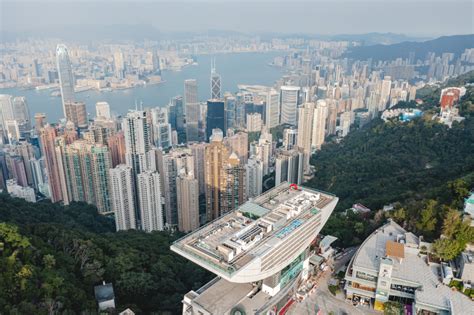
{"left": 265, "top": 88, "right": 280, "bottom": 128}
{"left": 275, "top": 148, "right": 304, "bottom": 186}
{"left": 210, "top": 59, "right": 221, "bottom": 99}
{"left": 176, "top": 173, "right": 200, "bottom": 233}
{"left": 224, "top": 94, "right": 236, "bottom": 131}
{"left": 137, "top": 171, "right": 164, "bottom": 232}
{"left": 12, "top": 97, "right": 31, "bottom": 135}
{"left": 224, "top": 131, "right": 248, "bottom": 165}
{"left": 184, "top": 79, "right": 200, "bottom": 142}
{"left": 282, "top": 127, "right": 298, "bottom": 150}
{"left": 0, "top": 94, "right": 14, "bottom": 142}
{"left": 245, "top": 156, "right": 263, "bottom": 199}
{"left": 161, "top": 148, "right": 195, "bottom": 227}
{"left": 280, "top": 86, "right": 300, "bottom": 126}
{"left": 114, "top": 51, "right": 125, "bottom": 79}
{"left": 188, "top": 142, "right": 207, "bottom": 195}
{"left": 39, "top": 125, "right": 64, "bottom": 203}
{"left": 205, "top": 129, "right": 229, "bottom": 221}
{"left": 56, "top": 44, "right": 75, "bottom": 117}
{"left": 206, "top": 100, "right": 225, "bottom": 140}
{"left": 150, "top": 107, "right": 172, "bottom": 149}
{"left": 122, "top": 110, "right": 152, "bottom": 175}
{"left": 311, "top": 100, "right": 328, "bottom": 150}
{"left": 297, "top": 102, "right": 315, "bottom": 173}
{"left": 110, "top": 164, "right": 136, "bottom": 231}
{"left": 64, "top": 101, "right": 88, "bottom": 129}
{"left": 220, "top": 153, "right": 246, "bottom": 214}
{"left": 379, "top": 76, "right": 392, "bottom": 111}
{"left": 107, "top": 131, "right": 126, "bottom": 167}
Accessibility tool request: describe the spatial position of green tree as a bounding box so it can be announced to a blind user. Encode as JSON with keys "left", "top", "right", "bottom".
{"left": 442, "top": 209, "right": 462, "bottom": 238}
{"left": 415, "top": 200, "right": 438, "bottom": 237}
{"left": 432, "top": 238, "right": 462, "bottom": 261}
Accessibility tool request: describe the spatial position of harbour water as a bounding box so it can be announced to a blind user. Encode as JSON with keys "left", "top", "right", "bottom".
{"left": 1, "top": 52, "right": 284, "bottom": 122}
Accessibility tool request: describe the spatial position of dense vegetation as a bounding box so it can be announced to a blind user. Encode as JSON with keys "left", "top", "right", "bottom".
{"left": 0, "top": 196, "right": 211, "bottom": 314}
{"left": 308, "top": 71, "right": 474, "bottom": 247}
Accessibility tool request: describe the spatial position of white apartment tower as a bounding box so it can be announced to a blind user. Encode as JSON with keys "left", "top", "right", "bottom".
{"left": 110, "top": 165, "right": 137, "bottom": 231}
{"left": 122, "top": 110, "right": 152, "bottom": 175}
{"left": 311, "top": 100, "right": 328, "bottom": 150}
{"left": 137, "top": 171, "right": 164, "bottom": 232}
{"left": 265, "top": 88, "right": 280, "bottom": 128}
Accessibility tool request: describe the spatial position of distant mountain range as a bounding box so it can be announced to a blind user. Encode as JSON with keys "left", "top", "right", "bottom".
{"left": 343, "top": 34, "right": 474, "bottom": 61}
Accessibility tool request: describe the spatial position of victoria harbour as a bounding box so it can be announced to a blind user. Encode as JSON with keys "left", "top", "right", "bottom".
{"left": 1, "top": 52, "right": 284, "bottom": 122}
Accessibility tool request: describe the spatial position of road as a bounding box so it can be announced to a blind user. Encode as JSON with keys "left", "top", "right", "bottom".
{"left": 288, "top": 247, "right": 379, "bottom": 315}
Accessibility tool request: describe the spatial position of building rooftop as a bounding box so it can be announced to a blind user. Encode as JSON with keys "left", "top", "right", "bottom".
{"left": 350, "top": 220, "right": 473, "bottom": 314}
{"left": 171, "top": 183, "right": 338, "bottom": 282}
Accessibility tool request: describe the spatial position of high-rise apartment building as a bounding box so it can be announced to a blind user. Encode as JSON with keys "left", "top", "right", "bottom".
{"left": 283, "top": 127, "right": 298, "bottom": 150}
{"left": 109, "top": 164, "right": 136, "bottom": 231}
{"left": 224, "top": 131, "right": 248, "bottom": 165}
{"left": 12, "top": 97, "right": 31, "bottom": 135}
{"left": 150, "top": 107, "right": 172, "bottom": 149}
{"left": 221, "top": 153, "right": 246, "bottom": 214}
{"left": 297, "top": 102, "right": 315, "bottom": 173}
{"left": 188, "top": 142, "right": 207, "bottom": 195}
{"left": 122, "top": 110, "right": 152, "bottom": 175}
{"left": 280, "top": 86, "right": 300, "bottom": 126}
{"left": 311, "top": 100, "right": 328, "bottom": 150}
{"left": 39, "top": 125, "right": 64, "bottom": 203}
{"left": 176, "top": 173, "right": 200, "bottom": 233}
{"left": 265, "top": 88, "right": 280, "bottom": 128}
{"left": 275, "top": 148, "right": 304, "bottom": 186}
{"left": 64, "top": 101, "right": 88, "bottom": 128}
{"left": 137, "top": 171, "right": 164, "bottom": 232}
{"left": 56, "top": 44, "right": 75, "bottom": 117}
{"left": 246, "top": 113, "right": 262, "bottom": 132}
{"left": 114, "top": 51, "right": 125, "bottom": 79}
{"left": 205, "top": 129, "right": 230, "bottom": 221}
{"left": 245, "top": 156, "right": 263, "bottom": 199}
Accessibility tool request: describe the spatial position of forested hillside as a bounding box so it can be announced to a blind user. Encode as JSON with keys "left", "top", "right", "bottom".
{"left": 0, "top": 197, "right": 211, "bottom": 314}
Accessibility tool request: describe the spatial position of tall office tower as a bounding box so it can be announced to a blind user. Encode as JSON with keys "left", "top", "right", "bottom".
{"left": 171, "top": 96, "right": 185, "bottom": 137}
{"left": 12, "top": 97, "right": 31, "bottom": 135}
{"left": 339, "top": 111, "right": 352, "bottom": 137}
{"left": 107, "top": 131, "right": 126, "bottom": 167}
{"left": 34, "top": 113, "right": 47, "bottom": 132}
{"left": 188, "top": 142, "right": 207, "bottom": 195}
{"left": 245, "top": 156, "right": 263, "bottom": 199}
{"left": 123, "top": 110, "right": 152, "bottom": 175}
{"left": 311, "top": 100, "right": 328, "bottom": 150}
{"left": 161, "top": 148, "right": 195, "bottom": 227}
{"left": 95, "top": 102, "right": 111, "bottom": 120}
{"left": 221, "top": 153, "right": 246, "bottom": 214}
{"left": 275, "top": 148, "right": 304, "bottom": 186}
{"left": 176, "top": 173, "right": 200, "bottom": 233}
{"left": 185, "top": 79, "right": 200, "bottom": 142}
{"left": 297, "top": 102, "right": 315, "bottom": 173}
{"left": 172, "top": 183, "right": 338, "bottom": 315}
{"left": 110, "top": 164, "right": 137, "bottom": 231}
{"left": 224, "top": 94, "right": 236, "bottom": 131}
{"left": 206, "top": 100, "right": 225, "bottom": 140}
{"left": 113, "top": 51, "right": 125, "bottom": 79}
{"left": 205, "top": 129, "right": 230, "bottom": 221}
{"left": 246, "top": 113, "right": 262, "bottom": 132}
{"left": 39, "top": 125, "right": 64, "bottom": 203}
{"left": 379, "top": 76, "right": 392, "bottom": 111}
{"left": 265, "top": 88, "right": 280, "bottom": 128}
{"left": 280, "top": 86, "right": 300, "bottom": 126}
{"left": 64, "top": 101, "right": 88, "bottom": 129}
{"left": 137, "top": 171, "right": 164, "bottom": 232}
{"left": 150, "top": 107, "right": 172, "bottom": 149}
{"left": 56, "top": 44, "right": 75, "bottom": 117}
{"left": 326, "top": 100, "right": 338, "bottom": 136}
{"left": 224, "top": 131, "right": 248, "bottom": 164}
{"left": 283, "top": 127, "right": 298, "bottom": 150}
{"left": 210, "top": 59, "right": 221, "bottom": 99}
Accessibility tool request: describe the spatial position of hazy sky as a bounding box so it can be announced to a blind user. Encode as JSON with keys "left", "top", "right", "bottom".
{"left": 1, "top": 0, "right": 473, "bottom": 37}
